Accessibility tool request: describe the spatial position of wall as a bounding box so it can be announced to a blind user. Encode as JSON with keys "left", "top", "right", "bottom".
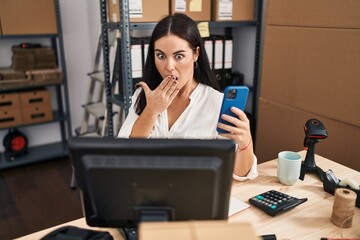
{"left": 255, "top": 0, "right": 360, "bottom": 171}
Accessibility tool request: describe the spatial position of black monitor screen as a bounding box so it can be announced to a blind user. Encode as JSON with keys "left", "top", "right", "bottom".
{"left": 69, "top": 137, "right": 235, "bottom": 229}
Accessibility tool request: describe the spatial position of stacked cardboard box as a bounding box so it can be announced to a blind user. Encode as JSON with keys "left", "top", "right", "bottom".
{"left": 212, "top": 0, "right": 254, "bottom": 22}
{"left": 11, "top": 47, "right": 57, "bottom": 71}
{"left": 0, "top": 0, "right": 57, "bottom": 35}
{"left": 0, "top": 89, "right": 53, "bottom": 128}
{"left": 256, "top": 0, "right": 360, "bottom": 171}
{"left": 0, "top": 93, "right": 23, "bottom": 128}
{"left": 107, "top": 0, "right": 169, "bottom": 23}
{"left": 20, "top": 89, "right": 53, "bottom": 125}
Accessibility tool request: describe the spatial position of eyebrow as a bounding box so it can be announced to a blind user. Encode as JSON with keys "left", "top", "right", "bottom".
{"left": 155, "top": 49, "right": 187, "bottom": 55}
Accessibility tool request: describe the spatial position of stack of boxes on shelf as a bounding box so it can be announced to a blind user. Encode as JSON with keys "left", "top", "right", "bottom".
{"left": 106, "top": 0, "right": 254, "bottom": 22}
{"left": 0, "top": 89, "right": 53, "bottom": 128}
{"left": 0, "top": 0, "right": 59, "bottom": 129}
{"left": 256, "top": 0, "right": 360, "bottom": 171}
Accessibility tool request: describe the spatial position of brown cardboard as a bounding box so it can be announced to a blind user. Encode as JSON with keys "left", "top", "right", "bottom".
{"left": 0, "top": 0, "right": 57, "bottom": 35}
{"left": 0, "top": 93, "right": 21, "bottom": 110}
{"left": 108, "top": 0, "right": 169, "bottom": 23}
{"left": 260, "top": 26, "right": 360, "bottom": 127}
{"left": 22, "top": 105, "right": 53, "bottom": 124}
{"left": 266, "top": 0, "right": 360, "bottom": 29}
{"left": 139, "top": 221, "right": 260, "bottom": 240}
{"left": 0, "top": 109, "right": 22, "bottom": 128}
{"left": 171, "top": 0, "right": 211, "bottom": 21}
{"left": 255, "top": 98, "right": 360, "bottom": 171}
{"left": 212, "top": 0, "right": 254, "bottom": 22}
{"left": 20, "top": 89, "right": 51, "bottom": 108}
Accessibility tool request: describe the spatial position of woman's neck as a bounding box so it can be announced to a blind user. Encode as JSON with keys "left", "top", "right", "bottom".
{"left": 177, "top": 79, "right": 199, "bottom": 100}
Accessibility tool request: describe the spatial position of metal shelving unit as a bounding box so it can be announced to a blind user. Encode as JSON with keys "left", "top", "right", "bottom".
{"left": 0, "top": 0, "right": 72, "bottom": 170}
{"left": 99, "top": 0, "right": 263, "bottom": 140}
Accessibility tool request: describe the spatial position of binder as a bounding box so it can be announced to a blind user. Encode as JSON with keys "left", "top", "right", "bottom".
{"left": 203, "top": 36, "right": 214, "bottom": 70}
{"left": 213, "top": 35, "right": 224, "bottom": 90}
{"left": 142, "top": 37, "right": 150, "bottom": 77}
{"left": 223, "top": 35, "right": 233, "bottom": 89}
{"left": 131, "top": 38, "right": 143, "bottom": 89}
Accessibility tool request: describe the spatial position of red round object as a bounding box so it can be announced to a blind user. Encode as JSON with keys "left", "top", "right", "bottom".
{"left": 11, "top": 136, "right": 27, "bottom": 152}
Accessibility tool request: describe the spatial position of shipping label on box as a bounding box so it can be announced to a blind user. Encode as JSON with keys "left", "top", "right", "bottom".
{"left": 172, "top": 0, "right": 211, "bottom": 21}
{"left": 108, "top": 0, "right": 169, "bottom": 23}
{"left": 212, "top": 0, "right": 254, "bottom": 22}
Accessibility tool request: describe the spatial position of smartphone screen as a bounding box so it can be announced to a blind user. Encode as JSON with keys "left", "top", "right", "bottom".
{"left": 217, "top": 86, "right": 249, "bottom": 134}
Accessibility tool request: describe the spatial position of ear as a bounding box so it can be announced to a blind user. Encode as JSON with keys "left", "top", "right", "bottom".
{"left": 194, "top": 46, "right": 200, "bottom": 62}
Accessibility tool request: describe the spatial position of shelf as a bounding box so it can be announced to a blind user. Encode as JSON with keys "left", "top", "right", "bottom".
{"left": 0, "top": 0, "right": 72, "bottom": 170}
{"left": 0, "top": 141, "right": 68, "bottom": 170}
{"left": 0, "top": 110, "right": 68, "bottom": 131}
{"left": 104, "top": 20, "right": 258, "bottom": 31}
{"left": 0, "top": 81, "right": 64, "bottom": 93}
{"left": 0, "top": 34, "right": 59, "bottom": 39}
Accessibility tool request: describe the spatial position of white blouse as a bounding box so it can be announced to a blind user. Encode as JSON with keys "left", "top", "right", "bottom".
{"left": 117, "top": 83, "right": 258, "bottom": 181}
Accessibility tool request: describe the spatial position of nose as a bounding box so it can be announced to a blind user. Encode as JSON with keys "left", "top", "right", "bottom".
{"left": 166, "top": 58, "right": 175, "bottom": 73}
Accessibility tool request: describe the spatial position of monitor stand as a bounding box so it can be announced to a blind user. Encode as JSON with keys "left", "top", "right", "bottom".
{"left": 121, "top": 227, "right": 138, "bottom": 240}
{"left": 120, "top": 207, "right": 173, "bottom": 240}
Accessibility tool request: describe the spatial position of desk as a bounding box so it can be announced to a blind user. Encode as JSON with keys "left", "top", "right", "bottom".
{"left": 17, "top": 151, "right": 360, "bottom": 240}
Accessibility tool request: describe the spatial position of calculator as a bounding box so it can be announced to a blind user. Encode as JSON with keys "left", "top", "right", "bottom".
{"left": 249, "top": 190, "right": 308, "bottom": 216}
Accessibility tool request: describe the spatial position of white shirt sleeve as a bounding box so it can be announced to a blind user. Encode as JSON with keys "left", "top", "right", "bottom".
{"left": 117, "top": 89, "right": 142, "bottom": 138}
{"left": 232, "top": 154, "right": 259, "bottom": 181}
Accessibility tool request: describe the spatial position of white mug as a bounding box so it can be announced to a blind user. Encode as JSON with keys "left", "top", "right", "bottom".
{"left": 277, "top": 151, "right": 302, "bottom": 185}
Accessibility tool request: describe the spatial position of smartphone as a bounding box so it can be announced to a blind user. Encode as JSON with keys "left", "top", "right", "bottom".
{"left": 217, "top": 86, "right": 249, "bottom": 134}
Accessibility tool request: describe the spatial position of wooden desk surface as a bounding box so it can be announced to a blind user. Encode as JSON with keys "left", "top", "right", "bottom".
{"left": 17, "top": 151, "right": 360, "bottom": 240}
{"left": 230, "top": 151, "right": 360, "bottom": 239}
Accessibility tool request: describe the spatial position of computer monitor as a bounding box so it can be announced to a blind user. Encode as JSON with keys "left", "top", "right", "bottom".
{"left": 68, "top": 137, "right": 235, "bottom": 230}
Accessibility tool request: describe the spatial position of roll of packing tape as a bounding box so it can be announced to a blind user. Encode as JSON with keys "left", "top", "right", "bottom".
{"left": 339, "top": 178, "right": 360, "bottom": 190}
{"left": 331, "top": 188, "right": 357, "bottom": 228}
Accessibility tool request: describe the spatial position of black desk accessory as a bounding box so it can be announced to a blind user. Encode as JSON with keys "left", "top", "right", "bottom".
{"left": 299, "top": 119, "right": 328, "bottom": 181}
{"left": 40, "top": 226, "right": 113, "bottom": 240}
{"left": 249, "top": 190, "right": 308, "bottom": 217}
{"left": 323, "top": 169, "right": 360, "bottom": 208}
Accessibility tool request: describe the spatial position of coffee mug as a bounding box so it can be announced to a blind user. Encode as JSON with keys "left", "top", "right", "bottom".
{"left": 277, "top": 151, "right": 302, "bottom": 185}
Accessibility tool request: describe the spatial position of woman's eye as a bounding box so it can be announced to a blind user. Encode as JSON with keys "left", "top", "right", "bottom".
{"left": 175, "top": 54, "right": 184, "bottom": 60}
{"left": 156, "top": 53, "right": 165, "bottom": 60}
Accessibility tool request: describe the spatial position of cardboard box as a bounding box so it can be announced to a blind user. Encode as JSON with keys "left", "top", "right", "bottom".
{"left": 0, "top": 93, "right": 21, "bottom": 110}
{"left": 0, "top": 0, "right": 57, "bottom": 35}
{"left": 0, "top": 109, "right": 22, "bottom": 128}
{"left": 266, "top": 0, "right": 360, "bottom": 29}
{"left": 20, "top": 89, "right": 51, "bottom": 108}
{"left": 108, "top": 0, "right": 169, "bottom": 23}
{"left": 255, "top": 98, "right": 360, "bottom": 172}
{"left": 260, "top": 26, "right": 360, "bottom": 127}
{"left": 22, "top": 105, "right": 53, "bottom": 124}
{"left": 139, "top": 221, "right": 260, "bottom": 240}
{"left": 171, "top": 0, "right": 211, "bottom": 21}
{"left": 212, "top": 0, "right": 254, "bottom": 22}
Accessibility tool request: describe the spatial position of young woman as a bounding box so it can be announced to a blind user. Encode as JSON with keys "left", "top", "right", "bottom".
{"left": 118, "top": 13, "right": 258, "bottom": 181}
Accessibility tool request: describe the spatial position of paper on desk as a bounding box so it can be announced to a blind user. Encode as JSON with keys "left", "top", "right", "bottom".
{"left": 228, "top": 196, "right": 250, "bottom": 217}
